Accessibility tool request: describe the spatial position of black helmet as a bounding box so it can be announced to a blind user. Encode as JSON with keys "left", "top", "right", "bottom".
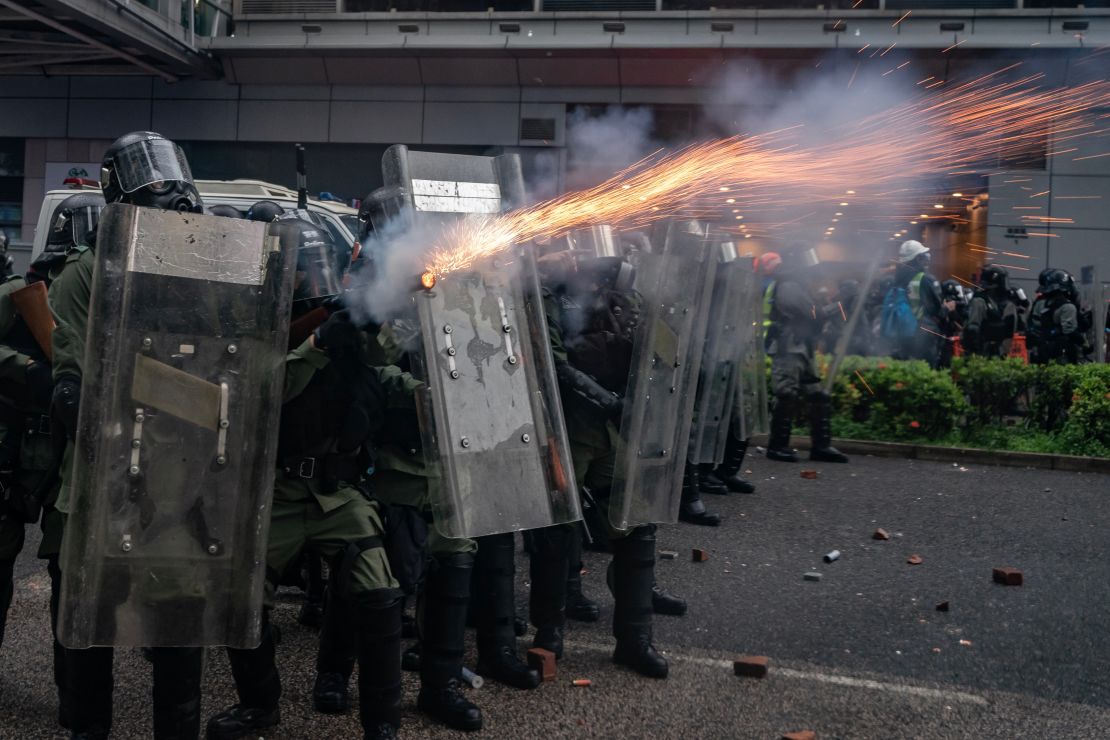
{"left": 208, "top": 204, "right": 244, "bottom": 219}
{"left": 979, "top": 264, "right": 1009, "bottom": 292}
{"left": 276, "top": 213, "right": 345, "bottom": 304}
{"left": 101, "top": 131, "right": 202, "bottom": 212}
{"left": 0, "top": 230, "right": 7, "bottom": 251}
{"left": 47, "top": 193, "right": 104, "bottom": 252}
{"left": 1038, "top": 268, "right": 1070, "bottom": 296}
{"left": 246, "top": 200, "right": 284, "bottom": 223}
{"left": 941, "top": 279, "right": 963, "bottom": 301}
{"left": 0, "top": 231, "right": 10, "bottom": 278}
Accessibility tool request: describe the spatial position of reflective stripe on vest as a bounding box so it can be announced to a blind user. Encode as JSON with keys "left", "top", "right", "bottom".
{"left": 762, "top": 280, "right": 775, "bottom": 333}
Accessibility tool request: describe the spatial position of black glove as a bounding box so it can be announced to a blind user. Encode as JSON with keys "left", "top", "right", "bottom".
{"left": 52, "top": 375, "right": 81, "bottom": 442}
{"left": 313, "top": 309, "right": 363, "bottom": 359}
{"left": 25, "top": 360, "right": 54, "bottom": 410}
{"left": 555, "top": 361, "right": 623, "bottom": 420}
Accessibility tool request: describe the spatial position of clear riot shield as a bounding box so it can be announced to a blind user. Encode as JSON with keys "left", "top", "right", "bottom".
{"left": 609, "top": 221, "right": 717, "bottom": 530}
{"left": 414, "top": 250, "right": 580, "bottom": 538}
{"left": 1077, "top": 268, "right": 1107, "bottom": 363}
{"left": 58, "top": 203, "right": 296, "bottom": 649}
{"left": 733, "top": 259, "right": 769, "bottom": 439}
{"left": 688, "top": 241, "right": 751, "bottom": 465}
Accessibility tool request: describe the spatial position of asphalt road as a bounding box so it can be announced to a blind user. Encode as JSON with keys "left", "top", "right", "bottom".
{"left": 2, "top": 452, "right": 1109, "bottom": 739}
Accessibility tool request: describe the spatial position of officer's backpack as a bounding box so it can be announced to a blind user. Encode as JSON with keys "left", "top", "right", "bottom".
{"left": 880, "top": 286, "right": 918, "bottom": 340}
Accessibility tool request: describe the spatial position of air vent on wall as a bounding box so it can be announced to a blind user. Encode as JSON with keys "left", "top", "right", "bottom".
{"left": 1062, "top": 21, "right": 1089, "bottom": 31}
{"left": 603, "top": 22, "right": 626, "bottom": 33}
{"left": 711, "top": 22, "right": 734, "bottom": 32}
{"left": 823, "top": 22, "right": 847, "bottom": 33}
{"left": 398, "top": 24, "right": 420, "bottom": 33}
{"left": 939, "top": 22, "right": 965, "bottom": 32}
{"left": 521, "top": 118, "right": 557, "bottom": 142}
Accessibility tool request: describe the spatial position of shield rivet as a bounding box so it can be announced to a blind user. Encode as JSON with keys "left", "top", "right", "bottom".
{"left": 128, "top": 465, "right": 140, "bottom": 476}
{"left": 521, "top": 433, "right": 531, "bottom": 443}
{"left": 219, "top": 419, "right": 230, "bottom": 429}
{"left": 134, "top": 413, "right": 145, "bottom": 423}
{"left": 444, "top": 325, "right": 453, "bottom": 334}
{"left": 660, "top": 449, "right": 668, "bottom": 457}
{"left": 207, "top": 544, "right": 219, "bottom": 555}
{"left": 131, "top": 439, "right": 141, "bottom": 449}
{"left": 508, "top": 356, "right": 518, "bottom": 365}
{"left": 216, "top": 455, "right": 227, "bottom": 465}
{"left": 502, "top": 324, "right": 512, "bottom": 333}
{"left": 447, "top": 347, "right": 456, "bottom": 356}
{"left": 227, "top": 344, "right": 238, "bottom": 354}
{"left": 141, "top": 337, "right": 152, "bottom": 348}
{"left": 460, "top": 437, "right": 470, "bottom": 448}
{"left": 450, "top": 370, "right": 460, "bottom": 379}
{"left": 120, "top": 539, "right": 132, "bottom": 553}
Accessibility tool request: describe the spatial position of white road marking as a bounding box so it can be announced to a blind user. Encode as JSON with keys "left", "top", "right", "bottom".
{"left": 563, "top": 640, "right": 989, "bottom": 706}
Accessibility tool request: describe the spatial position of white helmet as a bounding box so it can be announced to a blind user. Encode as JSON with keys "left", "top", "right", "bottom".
{"left": 897, "top": 240, "right": 929, "bottom": 264}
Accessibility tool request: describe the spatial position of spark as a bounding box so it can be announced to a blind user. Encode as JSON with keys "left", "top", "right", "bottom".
{"left": 423, "top": 74, "right": 1110, "bottom": 276}
{"left": 919, "top": 325, "right": 947, "bottom": 338}
{"left": 880, "top": 42, "right": 898, "bottom": 56}
{"left": 992, "top": 263, "right": 1031, "bottom": 272}
{"left": 941, "top": 39, "right": 966, "bottom": 54}
{"left": 893, "top": 11, "right": 911, "bottom": 27}
{"left": 1073, "top": 152, "right": 1110, "bottom": 161}
{"left": 838, "top": 302, "right": 848, "bottom": 322}
{"left": 854, "top": 370, "right": 875, "bottom": 396}
{"left": 949, "top": 274, "right": 977, "bottom": 288}
{"left": 857, "top": 44, "right": 872, "bottom": 54}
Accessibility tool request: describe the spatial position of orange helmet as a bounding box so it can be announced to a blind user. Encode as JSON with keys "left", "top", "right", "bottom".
{"left": 758, "top": 251, "right": 782, "bottom": 275}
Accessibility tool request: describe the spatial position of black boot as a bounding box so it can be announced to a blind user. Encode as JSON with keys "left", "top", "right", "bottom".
{"left": 355, "top": 591, "right": 404, "bottom": 740}
{"left": 207, "top": 619, "right": 281, "bottom": 739}
{"left": 402, "top": 641, "right": 421, "bottom": 672}
{"left": 611, "top": 526, "right": 668, "bottom": 679}
{"left": 566, "top": 525, "right": 600, "bottom": 623}
{"left": 151, "top": 647, "right": 203, "bottom": 740}
{"left": 0, "top": 557, "right": 12, "bottom": 649}
{"left": 528, "top": 525, "right": 569, "bottom": 659}
{"left": 298, "top": 552, "right": 326, "bottom": 630}
{"left": 66, "top": 644, "right": 114, "bottom": 738}
{"left": 679, "top": 463, "right": 721, "bottom": 527}
{"left": 314, "top": 579, "right": 355, "bottom": 714}
{"left": 474, "top": 534, "right": 540, "bottom": 690}
{"left": 417, "top": 553, "right": 482, "bottom": 732}
{"left": 716, "top": 434, "right": 755, "bottom": 493}
{"left": 651, "top": 583, "right": 687, "bottom": 616}
{"left": 47, "top": 557, "right": 72, "bottom": 730}
{"left": 809, "top": 391, "right": 849, "bottom": 463}
{"left": 766, "top": 395, "right": 798, "bottom": 462}
{"left": 697, "top": 463, "right": 729, "bottom": 495}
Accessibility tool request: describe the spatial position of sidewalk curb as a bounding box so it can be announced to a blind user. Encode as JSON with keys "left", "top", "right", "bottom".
{"left": 749, "top": 435, "right": 1110, "bottom": 474}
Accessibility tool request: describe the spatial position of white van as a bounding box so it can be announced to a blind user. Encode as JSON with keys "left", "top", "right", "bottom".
{"left": 28, "top": 179, "right": 360, "bottom": 266}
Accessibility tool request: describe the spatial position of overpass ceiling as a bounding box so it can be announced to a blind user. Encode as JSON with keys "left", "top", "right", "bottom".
{"left": 0, "top": 0, "right": 216, "bottom": 80}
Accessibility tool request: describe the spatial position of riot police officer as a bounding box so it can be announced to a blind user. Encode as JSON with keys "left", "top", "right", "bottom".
{"left": 207, "top": 279, "right": 413, "bottom": 740}
{"left": 531, "top": 249, "right": 670, "bottom": 678}
{"left": 51, "top": 132, "right": 206, "bottom": 739}
{"left": 939, "top": 279, "right": 969, "bottom": 367}
{"left": 1028, "top": 268, "right": 1083, "bottom": 364}
{"left": 963, "top": 264, "right": 1019, "bottom": 358}
{"left": 762, "top": 247, "right": 849, "bottom": 464}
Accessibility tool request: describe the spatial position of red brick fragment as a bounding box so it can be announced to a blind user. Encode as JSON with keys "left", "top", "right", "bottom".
{"left": 873, "top": 528, "right": 890, "bottom": 540}
{"left": 732, "top": 655, "right": 769, "bottom": 679}
{"left": 527, "top": 648, "right": 556, "bottom": 681}
{"left": 800, "top": 469, "right": 818, "bottom": 480}
{"left": 692, "top": 548, "right": 710, "bottom": 562}
{"left": 907, "top": 554, "right": 923, "bottom": 565}
{"left": 993, "top": 567, "right": 1023, "bottom": 586}
{"left": 936, "top": 601, "right": 950, "bottom": 612}
{"left": 782, "top": 731, "right": 817, "bottom": 740}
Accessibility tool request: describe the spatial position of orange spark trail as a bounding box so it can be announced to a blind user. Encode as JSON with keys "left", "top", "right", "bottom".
{"left": 422, "top": 74, "right": 1110, "bottom": 276}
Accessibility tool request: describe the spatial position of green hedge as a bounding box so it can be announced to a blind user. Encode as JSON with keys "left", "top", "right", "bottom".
{"left": 813, "top": 355, "right": 1110, "bottom": 458}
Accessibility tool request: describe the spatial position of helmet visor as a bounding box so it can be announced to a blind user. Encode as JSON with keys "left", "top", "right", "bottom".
{"left": 294, "top": 231, "right": 344, "bottom": 303}
{"left": 49, "top": 204, "right": 103, "bottom": 247}
{"left": 105, "top": 139, "right": 193, "bottom": 194}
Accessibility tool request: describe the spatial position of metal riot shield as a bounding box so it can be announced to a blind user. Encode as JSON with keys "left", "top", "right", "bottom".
{"left": 609, "top": 221, "right": 717, "bottom": 530}
{"left": 415, "top": 252, "right": 580, "bottom": 538}
{"left": 688, "top": 241, "right": 752, "bottom": 465}
{"left": 58, "top": 203, "right": 296, "bottom": 649}
{"left": 373, "top": 145, "right": 580, "bottom": 538}
{"left": 1078, "top": 267, "right": 1107, "bottom": 363}
{"left": 732, "top": 258, "right": 769, "bottom": 440}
